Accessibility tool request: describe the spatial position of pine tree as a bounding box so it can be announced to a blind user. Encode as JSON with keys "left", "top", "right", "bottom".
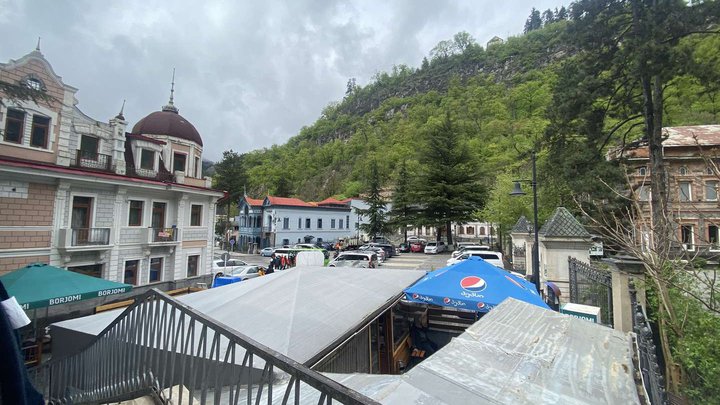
{"left": 414, "top": 112, "right": 485, "bottom": 245}
{"left": 387, "top": 161, "right": 416, "bottom": 241}
{"left": 355, "top": 161, "right": 391, "bottom": 239}
{"left": 523, "top": 8, "right": 543, "bottom": 33}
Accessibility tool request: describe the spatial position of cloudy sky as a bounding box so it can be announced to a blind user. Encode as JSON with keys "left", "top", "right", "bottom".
{"left": 1, "top": 0, "right": 567, "bottom": 161}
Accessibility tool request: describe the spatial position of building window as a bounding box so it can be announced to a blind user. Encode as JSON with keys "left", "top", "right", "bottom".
{"left": 346, "top": 215, "right": 350, "bottom": 229}
{"left": 140, "top": 149, "right": 155, "bottom": 170}
{"left": 187, "top": 255, "right": 199, "bottom": 277}
{"left": 195, "top": 156, "right": 201, "bottom": 177}
{"left": 190, "top": 204, "right": 202, "bottom": 226}
{"left": 679, "top": 182, "right": 692, "bottom": 202}
{"left": 173, "top": 152, "right": 186, "bottom": 173}
{"left": 149, "top": 257, "right": 163, "bottom": 283}
{"left": 30, "top": 115, "right": 50, "bottom": 148}
{"left": 283, "top": 217, "right": 289, "bottom": 229}
{"left": 306, "top": 218, "right": 311, "bottom": 229}
{"left": 317, "top": 218, "right": 323, "bottom": 229}
{"left": 638, "top": 167, "right": 647, "bottom": 176}
{"left": 331, "top": 219, "right": 336, "bottom": 229}
{"left": 706, "top": 181, "right": 718, "bottom": 201}
{"left": 128, "top": 200, "right": 144, "bottom": 226}
{"left": 679, "top": 166, "right": 688, "bottom": 176}
{"left": 124, "top": 260, "right": 139, "bottom": 285}
{"left": 339, "top": 219, "right": 344, "bottom": 229}
{"left": 638, "top": 185, "right": 651, "bottom": 201}
{"left": 298, "top": 218, "right": 302, "bottom": 229}
{"left": 4, "top": 109, "right": 25, "bottom": 143}
{"left": 709, "top": 225, "right": 719, "bottom": 250}
{"left": 68, "top": 264, "right": 102, "bottom": 278}
{"left": 25, "top": 77, "right": 42, "bottom": 91}
{"left": 471, "top": 226, "right": 478, "bottom": 235}
{"left": 458, "top": 226, "right": 464, "bottom": 235}
{"left": 80, "top": 135, "right": 99, "bottom": 160}
{"left": 681, "top": 225, "right": 694, "bottom": 251}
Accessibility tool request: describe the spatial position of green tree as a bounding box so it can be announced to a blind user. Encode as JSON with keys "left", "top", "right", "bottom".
{"left": 524, "top": 8, "right": 543, "bottom": 33}
{"left": 386, "top": 160, "right": 417, "bottom": 241}
{"left": 355, "top": 161, "right": 391, "bottom": 239}
{"left": 415, "top": 112, "right": 485, "bottom": 245}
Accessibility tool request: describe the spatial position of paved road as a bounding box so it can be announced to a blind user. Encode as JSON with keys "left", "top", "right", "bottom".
{"left": 220, "top": 250, "right": 453, "bottom": 271}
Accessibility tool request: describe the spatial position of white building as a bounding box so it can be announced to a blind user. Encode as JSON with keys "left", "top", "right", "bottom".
{"left": 237, "top": 196, "right": 364, "bottom": 249}
{"left": 0, "top": 48, "right": 223, "bottom": 285}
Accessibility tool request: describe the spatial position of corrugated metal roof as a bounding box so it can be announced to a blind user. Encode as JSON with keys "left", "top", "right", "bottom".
{"left": 539, "top": 207, "right": 591, "bottom": 238}
{"left": 662, "top": 125, "right": 720, "bottom": 146}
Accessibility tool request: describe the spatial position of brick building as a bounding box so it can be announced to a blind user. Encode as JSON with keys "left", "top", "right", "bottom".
{"left": 617, "top": 125, "right": 720, "bottom": 254}
{"left": 0, "top": 47, "right": 223, "bottom": 284}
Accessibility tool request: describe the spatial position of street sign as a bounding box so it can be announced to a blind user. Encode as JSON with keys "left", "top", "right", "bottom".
{"left": 560, "top": 303, "right": 602, "bottom": 324}
{"left": 230, "top": 239, "right": 235, "bottom": 245}
{"left": 220, "top": 252, "right": 231, "bottom": 262}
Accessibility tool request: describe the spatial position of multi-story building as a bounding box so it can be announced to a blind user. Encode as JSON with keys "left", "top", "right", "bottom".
{"left": 0, "top": 48, "right": 223, "bottom": 285}
{"left": 619, "top": 125, "right": 720, "bottom": 254}
{"left": 237, "top": 196, "right": 358, "bottom": 249}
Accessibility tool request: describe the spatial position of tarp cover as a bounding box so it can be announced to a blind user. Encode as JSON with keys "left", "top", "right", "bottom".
{"left": 0, "top": 263, "right": 132, "bottom": 310}
{"left": 262, "top": 299, "right": 640, "bottom": 404}
{"left": 52, "top": 267, "right": 425, "bottom": 364}
{"left": 403, "top": 257, "right": 548, "bottom": 312}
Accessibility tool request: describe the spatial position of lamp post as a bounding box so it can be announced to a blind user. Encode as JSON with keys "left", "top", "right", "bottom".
{"left": 510, "top": 152, "right": 541, "bottom": 294}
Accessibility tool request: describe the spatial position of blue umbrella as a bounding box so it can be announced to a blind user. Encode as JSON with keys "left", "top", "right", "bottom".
{"left": 404, "top": 257, "right": 549, "bottom": 312}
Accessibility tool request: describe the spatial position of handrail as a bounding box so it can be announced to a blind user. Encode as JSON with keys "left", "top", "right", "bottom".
{"left": 46, "top": 288, "right": 379, "bottom": 404}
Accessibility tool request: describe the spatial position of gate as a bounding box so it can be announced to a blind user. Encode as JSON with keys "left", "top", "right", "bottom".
{"left": 568, "top": 257, "right": 613, "bottom": 326}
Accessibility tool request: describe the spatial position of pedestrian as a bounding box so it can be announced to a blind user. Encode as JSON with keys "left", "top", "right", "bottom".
{"left": 273, "top": 254, "right": 282, "bottom": 270}
{"left": 268, "top": 254, "right": 275, "bottom": 272}
{"left": 281, "top": 255, "right": 287, "bottom": 270}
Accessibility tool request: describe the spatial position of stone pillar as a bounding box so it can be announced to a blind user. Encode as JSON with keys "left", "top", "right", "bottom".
{"left": 107, "top": 186, "right": 127, "bottom": 282}
{"left": 109, "top": 116, "right": 127, "bottom": 175}
{"left": 173, "top": 194, "right": 188, "bottom": 280}
{"left": 49, "top": 182, "right": 71, "bottom": 267}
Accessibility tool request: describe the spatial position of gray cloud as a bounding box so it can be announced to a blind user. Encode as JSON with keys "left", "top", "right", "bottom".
{"left": 0, "top": 0, "right": 567, "bottom": 160}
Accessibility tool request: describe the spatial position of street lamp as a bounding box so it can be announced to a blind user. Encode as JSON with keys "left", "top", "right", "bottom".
{"left": 510, "top": 151, "right": 541, "bottom": 294}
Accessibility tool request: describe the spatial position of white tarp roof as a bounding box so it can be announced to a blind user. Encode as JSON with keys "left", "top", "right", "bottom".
{"left": 52, "top": 267, "right": 425, "bottom": 364}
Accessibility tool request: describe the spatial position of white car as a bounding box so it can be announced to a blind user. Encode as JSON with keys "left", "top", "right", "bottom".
{"left": 221, "top": 265, "right": 264, "bottom": 280}
{"left": 424, "top": 241, "right": 447, "bottom": 254}
{"left": 212, "top": 259, "right": 248, "bottom": 274}
{"left": 451, "top": 245, "right": 490, "bottom": 258}
{"left": 328, "top": 252, "right": 378, "bottom": 268}
{"left": 446, "top": 251, "right": 504, "bottom": 268}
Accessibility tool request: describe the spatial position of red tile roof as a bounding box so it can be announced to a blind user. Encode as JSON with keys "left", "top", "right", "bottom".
{"left": 265, "top": 196, "right": 314, "bottom": 207}
{"left": 245, "top": 197, "right": 264, "bottom": 207}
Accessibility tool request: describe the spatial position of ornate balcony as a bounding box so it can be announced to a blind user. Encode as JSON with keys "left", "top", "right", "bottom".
{"left": 146, "top": 227, "right": 180, "bottom": 244}
{"left": 58, "top": 228, "right": 112, "bottom": 251}
{"left": 70, "top": 150, "right": 113, "bottom": 172}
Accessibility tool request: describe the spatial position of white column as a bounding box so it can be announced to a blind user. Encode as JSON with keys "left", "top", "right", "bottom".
{"left": 107, "top": 186, "right": 127, "bottom": 282}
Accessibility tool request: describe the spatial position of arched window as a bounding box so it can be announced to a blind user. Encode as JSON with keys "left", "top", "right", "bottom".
{"left": 467, "top": 226, "right": 475, "bottom": 235}
{"left": 679, "top": 166, "right": 688, "bottom": 176}
{"left": 638, "top": 167, "right": 647, "bottom": 176}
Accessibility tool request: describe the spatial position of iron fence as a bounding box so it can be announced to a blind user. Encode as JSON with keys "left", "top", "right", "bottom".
{"left": 71, "top": 228, "right": 110, "bottom": 246}
{"left": 70, "top": 150, "right": 114, "bottom": 172}
{"left": 630, "top": 282, "right": 668, "bottom": 405}
{"left": 568, "top": 257, "right": 613, "bottom": 326}
{"left": 42, "top": 289, "right": 379, "bottom": 405}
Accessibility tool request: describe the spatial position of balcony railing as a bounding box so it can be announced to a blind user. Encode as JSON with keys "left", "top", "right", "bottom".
{"left": 126, "top": 165, "right": 175, "bottom": 182}
{"left": 149, "top": 227, "right": 179, "bottom": 243}
{"left": 70, "top": 150, "right": 114, "bottom": 172}
{"left": 58, "top": 228, "right": 111, "bottom": 249}
{"left": 39, "top": 289, "right": 377, "bottom": 405}
{"left": 71, "top": 228, "right": 111, "bottom": 246}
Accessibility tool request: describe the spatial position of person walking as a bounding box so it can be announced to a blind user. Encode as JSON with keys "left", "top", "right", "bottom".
{"left": 268, "top": 254, "right": 276, "bottom": 273}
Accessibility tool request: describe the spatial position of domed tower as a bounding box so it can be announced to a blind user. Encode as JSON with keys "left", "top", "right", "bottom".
{"left": 127, "top": 72, "right": 206, "bottom": 186}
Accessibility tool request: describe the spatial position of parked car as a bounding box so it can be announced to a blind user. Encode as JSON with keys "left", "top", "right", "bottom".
{"left": 446, "top": 251, "right": 504, "bottom": 268}
{"left": 365, "top": 242, "right": 396, "bottom": 258}
{"left": 397, "top": 243, "right": 410, "bottom": 253}
{"left": 221, "top": 265, "right": 265, "bottom": 280}
{"left": 260, "top": 247, "right": 275, "bottom": 257}
{"left": 424, "top": 241, "right": 447, "bottom": 254}
{"left": 212, "top": 259, "right": 248, "bottom": 274}
{"left": 450, "top": 245, "right": 490, "bottom": 258}
{"left": 410, "top": 241, "right": 426, "bottom": 253}
{"left": 360, "top": 245, "right": 386, "bottom": 262}
{"left": 328, "top": 251, "right": 379, "bottom": 268}
{"left": 407, "top": 236, "right": 427, "bottom": 243}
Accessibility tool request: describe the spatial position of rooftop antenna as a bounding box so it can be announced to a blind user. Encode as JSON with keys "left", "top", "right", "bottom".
{"left": 162, "top": 68, "right": 178, "bottom": 113}
{"left": 36, "top": 37, "right": 41, "bottom": 51}
{"left": 116, "top": 99, "right": 126, "bottom": 120}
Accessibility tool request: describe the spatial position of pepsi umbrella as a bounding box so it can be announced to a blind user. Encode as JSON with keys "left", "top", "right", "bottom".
{"left": 403, "top": 257, "right": 549, "bottom": 312}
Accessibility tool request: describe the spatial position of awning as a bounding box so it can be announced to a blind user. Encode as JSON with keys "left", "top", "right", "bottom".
{"left": 0, "top": 263, "right": 132, "bottom": 310}
{"left": 403, "top": 257, "right": 549, "bottom": 312}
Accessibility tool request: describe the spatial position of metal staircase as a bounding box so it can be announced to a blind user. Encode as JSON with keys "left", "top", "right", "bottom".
{"left": 43, "top": 289, "right": 378, "bottom": 404}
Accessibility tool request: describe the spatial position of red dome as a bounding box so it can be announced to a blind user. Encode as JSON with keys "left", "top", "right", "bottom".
{"left": 131, "top": 110, "right": 203, "bottom": 146}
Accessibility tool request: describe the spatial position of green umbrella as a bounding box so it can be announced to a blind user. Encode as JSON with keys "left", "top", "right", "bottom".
{"left": 0, "top": 263, "right": 132, "bottom": 310}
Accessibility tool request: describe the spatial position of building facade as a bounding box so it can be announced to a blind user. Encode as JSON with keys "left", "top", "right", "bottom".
{"left": 618, "top": 125, "right": 720, "bottom": 255}
{"left": 0, "top": 48, "right": 223, "bottom": 285}
{"left": 237, "top": 196, "right": 359, "bottom": 250}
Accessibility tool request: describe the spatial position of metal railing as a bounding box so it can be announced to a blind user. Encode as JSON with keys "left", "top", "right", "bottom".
{"left": 568, "top": 257, "right": 614, "bottom": 327}
{"left": 70, "top": 150, "right": 114, "bottom": 172}
{"left": 630, "top": 282, "right": 668, "bottom": 405}
{"left": 43, "top": 289, "right": 378, "bottom": 404}
{"left": 127, "top": 164, "right": 175, "bottom": 182}
{"left": 71, "top": 228, "right": 111, "bottom": 246}
{"left": 150, "top": 227, "right": 178, "bottom": 243}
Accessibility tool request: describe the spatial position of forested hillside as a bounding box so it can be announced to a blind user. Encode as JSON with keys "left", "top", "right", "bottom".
{"left": 215, "top": 1, "right": 720, "bottom": 234}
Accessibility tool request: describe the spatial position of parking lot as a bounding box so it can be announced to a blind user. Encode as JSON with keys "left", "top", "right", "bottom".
{"left": 219, "top": 250, "right": 453, "bottom": 272}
